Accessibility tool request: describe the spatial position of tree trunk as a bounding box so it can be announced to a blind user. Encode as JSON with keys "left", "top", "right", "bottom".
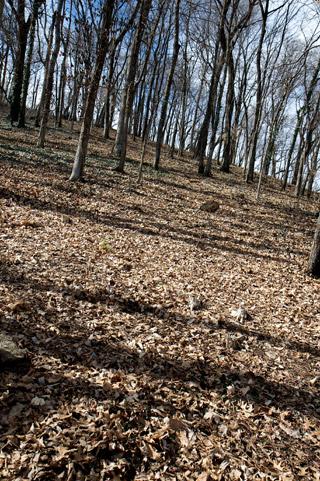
{"left": 220, "top": 49, "right": 235, "bottom": 173}
{"left": 114, "top": 0, "right": 152, "bottom": 172}
{"left": 0, "top": 45, "right": 9, "bottom": 100}
{"left": 9, "top": 0, "right": 31, "bottom": 123}
{"left": 194, "top": 49, "right": 222, "bottom": 174}
{"left": 133, "top": 83, "right": 145, "bottom": 139}
{"left": 31, "top": 75, "right": 39, "bottom": 109}
{"left": 308, "top": 214, "right": 320, "bottom": 277}
{"left": 189, "top": 65, "right": 207, "bottom": 153}
{"left": 141, "top": 25, "right": 169, "bottom": 142}
{"left": 295, "top": 92, "right": 320, "bottom": 196}
{"left": 18, "top": 0, "right": 43, "bottom": 127}
{"left": 37, "top": 0, "right": 64, "bottom": 148}
{"left": 56, "top": 0, "right": 72, "bottom": 128}
{"left": 295, "top": 130, "right": 312, "bottom": 197}
{"left": 103, "top": 41, "right": 117, "bottom": 139}
{"left": 153, "top": 0, "right": 180, "bottom": 170}
{"left": 0, "top": 0, "right": 4, "bottom": 23}
{"left": 70, "top": 0, "right": 115, "bottom": 181}
{"left": 178, "top": 14, "right": 190, "bottom": 156}
{"left": 170, "top": 100, "right": 181, "bottom": 158}
{"left": 207, "top": 64, "right": 227, "bottom": 168}
{"left": 34, "top": 15, "right": 56, "bottom": 128}
{"left": 246, "top": 0, "right": 269, "bottom": 183}
{"left": 306, "top": 140, "right": 320, "bottom": 197}
{"left": 165, "top": 95, "right": 178, "bottom": 146}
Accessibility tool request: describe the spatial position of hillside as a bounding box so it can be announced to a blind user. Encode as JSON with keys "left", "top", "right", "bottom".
{"left": 0, "top": 120, "right": 320, "bottom": 481}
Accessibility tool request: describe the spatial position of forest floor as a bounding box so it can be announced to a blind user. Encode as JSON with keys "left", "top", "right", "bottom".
{"left": 0, "top": 114, "right": 320, "bottom": 481}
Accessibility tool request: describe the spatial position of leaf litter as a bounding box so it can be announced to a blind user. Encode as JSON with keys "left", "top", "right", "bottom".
{"left": 0, "top": 122, "right": 319, "bottom": 480}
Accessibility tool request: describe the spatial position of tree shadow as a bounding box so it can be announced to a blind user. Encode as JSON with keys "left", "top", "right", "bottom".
{"left": 3, "top": 310, "right": 319, "bottom": 423}
{"left": 1, "top": 262, "right": 319, "bottom": 476}
{"left": 215, "top": 319, "right": 320, "bottom": 358}
{"left": 0, "top": 186, "right": 294, "bottom": 264}
{"left": 1, "top": 260, "right": 319, "bottom": 368}
{"left": 0, "top": 359, "right": 182, "bottom": 480}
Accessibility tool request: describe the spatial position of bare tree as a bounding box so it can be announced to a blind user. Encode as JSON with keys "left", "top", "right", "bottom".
{"left": 7, "top": 0, "right": 32, "bottom": 123}
{"left": 308, "top": 214, "right": 320, "bottom": 277}
{"left": 37, "top": 0, "right": 64, "bottom": 147}
{"left": 114, "top": 0, "right": 152, "bottom": 172}
{"left": 153, "top": 0, "right": 180, "bottom": 171}
{"left": 245, "top": 0, "right": 270, "bottom": 182}
{"left": 69, "top": 0, "right": 116, "bottom": 181}
{"left": 0, "top": 0, "right": 4, "bottom": 24}
{"left": 18, "top": 0, "right": 44, "bottom": 127}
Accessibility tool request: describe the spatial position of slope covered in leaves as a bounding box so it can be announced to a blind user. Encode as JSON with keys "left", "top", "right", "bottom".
{"left": 0, "top": 119, "right": 319, "bottom": 481}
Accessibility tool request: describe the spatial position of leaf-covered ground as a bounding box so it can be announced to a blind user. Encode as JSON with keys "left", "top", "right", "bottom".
{"left": 0, "top": 117, "right": 319, "bottom": 481}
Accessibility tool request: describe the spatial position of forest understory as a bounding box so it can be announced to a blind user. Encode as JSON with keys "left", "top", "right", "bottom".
{"left": 0, "top": 117, "right": 320, "bottom": 481}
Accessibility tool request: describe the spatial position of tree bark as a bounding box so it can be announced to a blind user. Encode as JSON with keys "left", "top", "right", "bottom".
{"left": 37, "top": 0, "right": 64, "bottom": 147}
{"left": 114, "top": 0, "right": 152, "bottom": 172}
{"left": 70, "top": 0, "right": 115, "bottom": 181}
{"left": 220, "top": 49, "right": 235, "bottom": 173}
{"left": 18, "top": 0, "right": 43, "bottom": 127}
{"left": 153, "top": 0, "right": 180, "bottom": 170}
{"left": 306, "top": 140, "right": 320, "bottom": 197}
{"left": 282, "top": 112, "right": 301, "bottom": 189}
{"left": 205, "top": 66, "right": 227, "bottom": 175}
{"left": 246, "top": 0, "right": 269, "bottom": 183}
{"left": 0, "top": 0, "right": 4, "bottom": 26}
{"left": 141, "top": 17, "right": 169, "bottom": 142}
{"left": 0, "top": 0, "right": 4, "bottom": 22}
{"left": 308, "top": 214, "right": 320, "bottom": 277}
{"left": 9, "top": 0, "right": 31, "bottom": 123}
{"left": 295, "top": 92, "right": 320, "bottom": 196}
{"left": 34, "top": 14, "right": 56, "bottom": 128}
{"left": 194, "top": 47, "right": 222, "bottom": 175}
{"left": 103, "top": 41, "right": 117, "bottom": 139}
{"left": 178, "top": 12, "right": 190, "bottom": 156}
{"left": 56, "top": 0, "right": 72, "bottom": 128}
{"left": 189, "top": 65, "right": 207, "bottom": 153}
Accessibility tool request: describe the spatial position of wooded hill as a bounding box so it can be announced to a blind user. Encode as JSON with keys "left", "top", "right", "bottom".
{"left": 0, "top": 113, "right": 319, "bottom": 480}
{"left": 1, "top": 0, "right": 320, "bottom": 191}
{"left": 1, "top": 0, "right": 320, "bottom": 478}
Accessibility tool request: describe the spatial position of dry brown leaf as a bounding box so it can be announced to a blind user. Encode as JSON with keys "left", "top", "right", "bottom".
{"left": 7, "top": 300, "right": 31, "bottom": 312}
{"left": 196, "top": 473, "right": 209, "bottom": 481}
{"left": 177, "top": 430, "right": 189, "bottom": 448}
{"left": 168, "top": 417, "right": 188, "bottom": 432}
{"left": 1, "top": 114, "right": 319, "bottom": 481}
